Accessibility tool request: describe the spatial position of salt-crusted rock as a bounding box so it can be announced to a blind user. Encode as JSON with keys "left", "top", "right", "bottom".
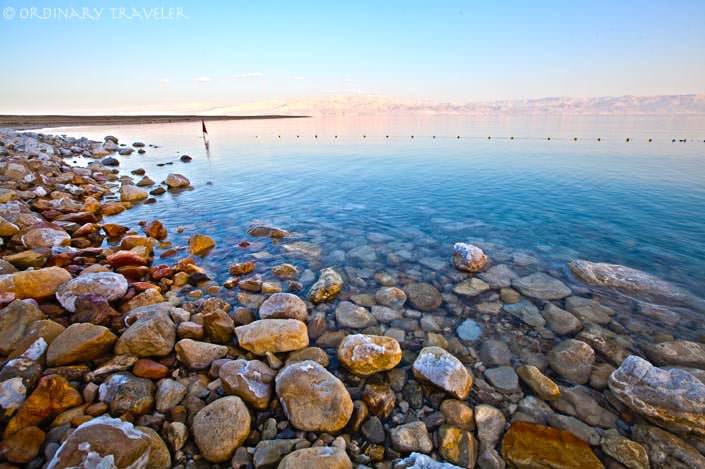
{"left": 235, "top": 319, "right": 309, "bottom": 355}
{"left": 608, "top": 355, "right": 705, "bottom": 437}
{"left": 275, "top": 360, "right": 353, "bottom": 432}
{"left": 56, "top": 272, "right": 128, "bottom": 312}
{"left": 338, "top": 334, "right": 402, "bottom": 376}
{"left": 192, "top": 396, "right": 250, "bottom": 463}
{"left": 412, "top": 346, "right": 472, "bottom": 399}
{"left": 452, "top": 242, "right": 488, "bottom": 272}
{"left": 219, "top": 358, "right": 276, "bottom": 409}
{"left": 308, "top": 268, "right": 343, "bottom": 304}
{"left": 46, "top": 416, "right": 152, "bottom": 469}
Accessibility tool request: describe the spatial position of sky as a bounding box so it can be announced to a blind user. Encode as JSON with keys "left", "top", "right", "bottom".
{"left": 1, "top": 0, "right": 704, "bottom": 114}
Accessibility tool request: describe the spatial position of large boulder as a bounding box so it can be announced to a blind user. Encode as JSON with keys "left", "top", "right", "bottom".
{"left": 608, "top": 355, "right": 705, "bottom": 437}
{"left": 235, "top": 319, "right": 308, "bottom": 355}
{"left": 338, "top": 334, "right": 402, "bottom": 376}
{"left": 56, "top": 272, "right": 128, "bottom": 312}
{"left": 192, "top": 396, "right": 250, "bottom": 463}
{"left": 46, "top": 416, "right": 152, "bottom": 469}
{"left": 412, "top": 346, "right": 472, "bottom": 399}
{"left": 275, "top": 360, "right": 353, "bottom": 432}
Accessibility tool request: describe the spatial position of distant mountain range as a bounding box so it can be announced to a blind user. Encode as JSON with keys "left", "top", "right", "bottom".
{"left": 205, "top": 94, "right": 705, "bottom": 117}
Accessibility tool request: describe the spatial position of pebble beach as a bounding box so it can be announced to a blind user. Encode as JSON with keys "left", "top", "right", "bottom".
{"left": 1, "top": 127, "right": 704, "bottom": 469}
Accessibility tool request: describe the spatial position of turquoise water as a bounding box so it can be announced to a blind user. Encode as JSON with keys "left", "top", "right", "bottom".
{"left": 48, "top": 115, "right": 705, "bottom": 298}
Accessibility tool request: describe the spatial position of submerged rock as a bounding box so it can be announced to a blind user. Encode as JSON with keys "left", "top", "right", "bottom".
{"left": 452, "top": 242, "right": 488, "bottom": 272}
{"left": 512, "top": 272, "right": 571, "bottom": 300}
{"left": 501, "top": 421, "right": 604, "bottom": 469}
{"left": 547, "top": 339, "right": 595, "bottom": 385}
{"left": 412, "top": 346, "right": 472, "bottom": 399}
{"left": 247, "top": 225, "right": 289, "bottom": 238}
{"left": 275, "top": 360, "right": 353, "bottom": 432}
{"left": 335, "top": 301, "right": 378, "bottom": 329}
{"left": 404, "top": 282, "right": 442, "bottom": 311}
{"left": 643, "top": 340, "right": 705, "bottom": 369}
{"left": 632, "top": 423, "right": 705, "bottom": 468}
{"left": 608, "top": 355, "right": 705, "bottom": 437}
{"left": 308, "top": 267, "right": 343, "bottom": 304}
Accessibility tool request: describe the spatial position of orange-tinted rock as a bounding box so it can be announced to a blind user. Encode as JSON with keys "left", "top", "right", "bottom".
{"left": 133, "top": 359, "right": 169, "bottom": 379}
{"left": 0, "top": 266, "right": 72, "bottom": 299}
{"left": 501, "top": 421, "right": 605, "bottom": 469}
{"left": 0, "top": 426, "right": 45, "bottom": 463}
{"left": 103, "top": 223, "right": 129, "bottom": 238}
{"left": 106, "top": 250, "right": 148, "bottom": 267}
{"left": 338, "top": 334, "right": 402, "bottom": 376}
{"left": 188, "top": 234, "right": 215, "bottom": 256}
{"left": 4, "top": 374, "right": 82, "bottom": 438}
{"left": 100, "top": 202, "right": 127, "bottom": 216}
{"left": 151, "top": 264, "right": 173, "bottom": 281}
{"left": 144, "top": 220, "right": 167, "bottom": 240}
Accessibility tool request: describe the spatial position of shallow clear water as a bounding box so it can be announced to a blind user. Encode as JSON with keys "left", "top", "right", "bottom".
{"left": 47, "top": 115, "right": 705, "bottom": 300}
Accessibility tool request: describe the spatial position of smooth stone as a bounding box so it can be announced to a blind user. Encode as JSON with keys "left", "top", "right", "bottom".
{"left": 252, "top": 438, "right": 302, "bottom": 468}
{"left": 308, "top": 268, "right": 343, "bottom": 304}
{"left": 338, "top": 333, "right": 402, "bottom": 376}
{"left": 565, "top": 296, "right": 614, "bottom": 324}
{"left": 361, "top": 415, "right": 386, "bottom": 443}
{"left": 375, "top": 286, "right": 407, "bottom": 310}
{"left": 235, "top": 319, "right": 309, "bottom": 355}
{"left": 275, "top": 360, "right": 353, "bottom": 432}
{"left": 478, "top": 264, "right": 518, "bottom": 289}
{"left": 98, "top": 372, "right": 154, "bottom": 416}
{"left": 247, "top": 225, "right": 289, "bottom": 238}
{"left": 452, "top": 242, "right": 488, "bottom": 272}
{"left": 479, "top": 339, "right": 512, "bottom": 366}
{"left": 21, "top": 226, "right": 70, "bottom": 249}
{"left": 512, "top": 272, "right": 571, "bottom": 300}
{"left": 608, "top": 355, "right": 705, "bottom": 437}
{"left": 412, "top": 346, "right": 472, "bottom": 399}
{"left": 219, "top": 358, "right": 276, "bottom": 409}
{"left": 576, "top": 323, "right": 632, "bottom": 366}
{"left": 547, "top": 339, "right": 595, "bottom": 384}
{"left": 371, "top": 305, "right": 403, "bottom": 323}
{"left": 632, "top": 423, "right": 705, "bottom": 468}
{"left": 56, "top": 272, "right": 128, "bottom": 313}
{"left": 600, "top": 429, "right": 649, "bottom": 469}
{"left": 0, "top": 300, "right": 45, "bottom": 355}
{"left": 136, "top": 425, "right": 171, "bottom": 469}
{"left": 404, "top": 282, "right": 442, "bottom": 311}
{"left": 550, "top": 385, "right": 617, "bottom": 428}
{"left": 259, "top": 292, "right": 308, "bottom": 321}
{"left": 390, "top": 421, "right": 433, "bottom": 453}
{"left": 155, "top": 379, "right": 187, "bottom": 413}
{"left": 335, "top": 301, "right": 378, "bottom": 329}
{"left": 453, "top": 278, "right": 490, "bottom": 297}
{"left": 394, "top": 452, "right": 464, "bottom": 469}
{"left": 501, "top": 421, "right": 604, "bottom": 469}
{"left": 484, "top": 366, "right": 520, "bottom": 393}
{"left": 192, "top": 396, "right": 250, "bottom": 463}
{"left": 163, "top": 173, "right": 190, "bottom": 188}
{"left": 114, "top": 304, "right": 176, "bottom": 357}
{"left": 0, "top": 425, "right": 45, "bottom": 463}
{"left": 502, "top": 299, "right": 545, "bottom": 328}
{"left": 46, "top": 323, "right": 116, "bottom": 366}
{"left": 0, "top": 266, "right": 72, "bottom": 299}
{"left": 541, "top": 303, "right": 582, "bottom": 335}
{"left": 188, "top": 234, "right": 215, "bottom": 256}
{"left": 119, "top": 184, "right": 148, "bottom": 202}
{"left": 440, "top": 399, "right": 475, "bottom": 430}
{"left": 278, "top": 447, "right": 352, "bottom": 469}
{"left": 45, "top": 416, "right": 152, "bottom": 469}
{"left": 174, "top": 339, "right": 228, "bottom": 369}
{"left": 457, "top": 319, "right": 483, "bottom": 341}
{"left": 643, "top": 340, "right": 705, "bottom": 369}
{"left": 516, "top": 365, "right": 560, "bottom": 400}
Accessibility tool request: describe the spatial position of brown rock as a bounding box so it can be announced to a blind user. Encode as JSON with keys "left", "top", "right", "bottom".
{"left": 229, "top": 261, "right": 256, "bottom": 275}
{"left": 362, "top": 383, "right": 396, "bottom": 418}
{"left": 501, "top": 421, "right": 604, "bottom": 469}
{"left": 219, "top": 359, "right": 276, "bottom": 409}
{"left": 46, "top": 323, "right": 117, "bottom": 367}
{"left": 133, "top": 359, "right": 169, "bottom": 379}
{"left": 412, "top": 346, "right": 473, "bottom": 399}
{"left": 203, "top": 309, "right": 234, "bottom": 343}
{"left": 0, "top": 426, "right": 45, "bottom": 463}
{"left": 143, "top": 220, "right": 167, "bottom": 240}
{"left": 517, "top": 365, "right": 561, "bottom": 401}
{"left": 0, "top": 300, "right": 46, "bottom": 355}
{"left": 174, "top": 339, "right": 228, "bottom": 369}
{"left": 192, "top": 396, "right": 250, "bottom": 463}
{"left": 188, "top": 234, "right": 215, "bottom": 256}
{"left": 278, "top": 447, "right": 352, "bottom": 469}
{"left": 308, "top": 268, "right": 343, "bottom": 304}
{"left": 235, "top": 319, "right": 309, "bottom": 355}
{"left": 439, "top": 424, "right": 478, "bottom": 468}
{"left": 0, "top": 266, "right": 71, "bottom": 299}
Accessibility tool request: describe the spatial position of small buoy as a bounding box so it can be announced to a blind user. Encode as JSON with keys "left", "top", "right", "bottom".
{"left": 597, "top": 137, "right": 601, "bottom": 142}
{"left": 385, "top": 135, "right": 389, "bottom": 138}
{"left": 334, "top": 135, "right": 338, "bottom": 139}
{"left": 314, "top": 135, "right": 318, "bottom": 139}
{"left": 626, "top": 138, "right": 630, "bottom": 142}
{"left": 672, "top": 138, "right": 676, "bottom": 142}
{"left": 432, "top": 136, "right": 436, "bottom": 139}
{"left": 363, "top": 135, "right": 366, "bottom": 138}
{"left": 487, "top": 136, "right": 491, "bottom": 140}
{"left": 457, "top": 135, "right": 461, "bottom": 139}
{"left": 296, "top": 135, "right": 300, "bottom": 138}
{"left": 510, "top": 136, "right": 514, "bottom": 140}
{"left": 573, "top": 137, "right": 578, "bottom": 141}
{"left": 547, "top": 137, "right": 551, "bottom": 141}
{"left": 648, "top": 138, "right": 652, "bottom": 143}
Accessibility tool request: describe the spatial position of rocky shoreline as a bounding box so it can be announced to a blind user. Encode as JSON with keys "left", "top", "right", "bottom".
{"left": 1, "top": 128, "right": 704, "bottom": 468}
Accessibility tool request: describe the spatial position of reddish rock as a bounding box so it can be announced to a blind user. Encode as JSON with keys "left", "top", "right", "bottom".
{"left": 102, "top": 223, "right": 129, "bottom": 238}
{"left": 106, "top": 250, "right": 148, "bottom": 267}
{"left": 151, "top": 264, "right": 173, "bottom": 281}
{"left": 144, "top": 220, "right": 167, "bottom": 240}
{"left": 229, "top": 261, "right": 256, "bottom": 276}
{"left": 133, "top": 359, "right": 169, "bottom": 379}
{"left": 0, "top": 426, "right": 45, "bottom": 463}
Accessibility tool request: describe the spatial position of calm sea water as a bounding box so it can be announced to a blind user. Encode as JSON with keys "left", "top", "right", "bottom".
{"left": 46, "top": 115, "right": 705, "bottom": 298}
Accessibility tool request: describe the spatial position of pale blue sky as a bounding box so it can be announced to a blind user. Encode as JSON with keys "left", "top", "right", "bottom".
{"left": 1, "top": 0, "right": 704, "bottom": 113}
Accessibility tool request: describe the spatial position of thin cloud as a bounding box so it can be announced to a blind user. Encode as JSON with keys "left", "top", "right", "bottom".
{"left": 235, "top": 72, "right": 264, "bottom": 79}
{"left": 159, "top": 78, "right": 170, "bottom": 85}
{"left": 193, "top": 76, "right": 211, "bottom": 83}
{"left": 293, "top": 76, "right": 305, "bottom": 80}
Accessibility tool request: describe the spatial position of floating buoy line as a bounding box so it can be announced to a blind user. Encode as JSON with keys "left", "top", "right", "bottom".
{"left": 247, "top": 134, "right": 703, "bottom": 143}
